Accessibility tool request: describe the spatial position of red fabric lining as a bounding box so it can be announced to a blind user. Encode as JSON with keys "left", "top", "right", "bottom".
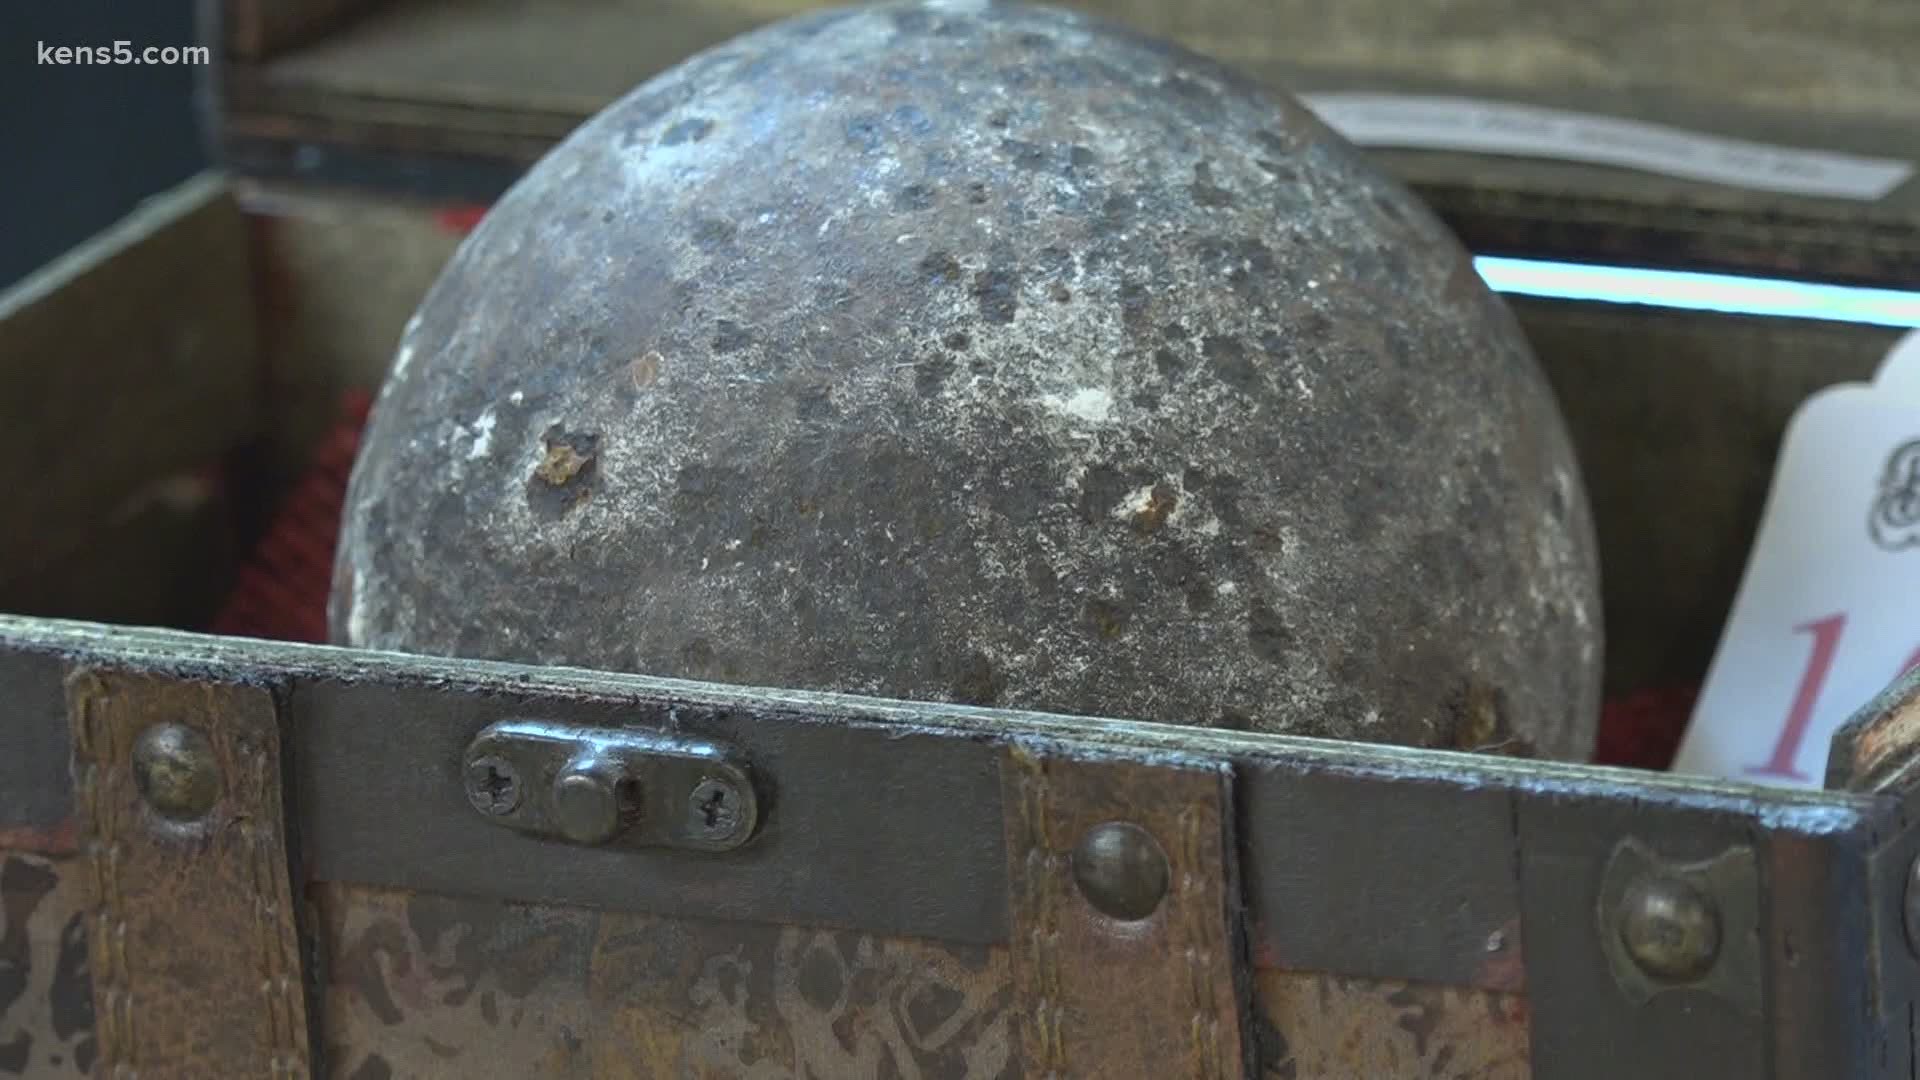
{"left": 210, "top": 390, "right": 371, "bottom": 644}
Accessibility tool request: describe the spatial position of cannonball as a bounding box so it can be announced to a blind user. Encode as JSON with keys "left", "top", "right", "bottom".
{"left": 331, "top": 0, "right": 1601, "bottom": 758}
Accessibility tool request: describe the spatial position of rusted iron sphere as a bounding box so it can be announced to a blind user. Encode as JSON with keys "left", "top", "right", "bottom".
{"left": 334, "top": 1, "right": 1601, "bottom": 757}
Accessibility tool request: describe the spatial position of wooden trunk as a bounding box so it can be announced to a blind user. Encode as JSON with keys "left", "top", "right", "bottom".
{"left": 1, "top": 2, "right": 1914, "bottom": 1077}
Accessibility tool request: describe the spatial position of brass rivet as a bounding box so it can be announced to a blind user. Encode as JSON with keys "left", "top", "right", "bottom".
{"left": 1072, "top": 821, "right": 1169, "bottom": 921}
{"left": 1619, "top": 875, "right": 1721, "bottom": 983}
{"left": 131, "top": 723, "right": 220, "bottom": 821}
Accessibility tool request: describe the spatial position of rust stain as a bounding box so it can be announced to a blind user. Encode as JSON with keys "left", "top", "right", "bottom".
{"left": 526, "top": 426, "right": 601, "bottom": 520}
{"left": 630, "top": 350, "right": 663, "bottom": 390}
{"left": 1130, "top": 482, "right": 1178, "bottom": 533}
{"left": 1450, "top": 680, "right": 1501, "bottom": 749}
{"left": 535, "top": 443, "right": 591, "bottom": 487}
{"left": 1448, "top": 677, "right": 1534, "bottom": 756}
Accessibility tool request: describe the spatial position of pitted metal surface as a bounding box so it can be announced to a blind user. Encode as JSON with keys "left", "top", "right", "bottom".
{"left": 331, "top": 0, "right": 1601, "bottom": 757}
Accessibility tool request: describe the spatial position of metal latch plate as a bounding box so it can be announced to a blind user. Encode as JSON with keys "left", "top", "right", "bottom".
{"left": 462, "top": 719, "right": 758, "bottom": 852}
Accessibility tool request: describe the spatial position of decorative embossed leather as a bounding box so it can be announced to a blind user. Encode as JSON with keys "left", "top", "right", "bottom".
{"left": 66, "top": 670, "right": 311, "bottom": 1078}
{"left": 0, "top": 852, "right": 92, "bottom": 1076}
{"left": 315, "top": 882, "right": 1014, "bottom": 1077}
{"left": 1256, "top": 970, "right": 1531, "bottom": 1079}
{"left": 1003, "top": 747, "right": 1248, "bottom": 1079}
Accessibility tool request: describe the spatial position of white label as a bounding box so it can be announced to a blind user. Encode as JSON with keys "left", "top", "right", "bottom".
{"left": 1301, "top": 92, "right": 1914, "bottom": 202}
{"left": 1672, "top": 336, "right": 1920, "bottom": 787}
{"left": 1876, "top": 330, "right": 1920, "bottom": 399}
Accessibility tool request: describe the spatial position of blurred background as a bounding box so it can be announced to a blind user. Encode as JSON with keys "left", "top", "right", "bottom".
{"left": 1, "top": 1, "right": 205, "bottom": 289}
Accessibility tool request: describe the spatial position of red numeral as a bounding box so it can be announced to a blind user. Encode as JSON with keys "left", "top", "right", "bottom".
{"left": 1746, "top": 614, "right": 1848, "bottom": 781}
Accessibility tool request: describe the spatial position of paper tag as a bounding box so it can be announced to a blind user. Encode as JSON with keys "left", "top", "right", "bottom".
{"left": 1301, "top": 93, "right": 1915, "bottom": 202}
{"left": 1673, "top": 342, "right": 1920, "bottom": 786}
{"left": 1875, "top": 329, "right": 1920, "bottom": 399}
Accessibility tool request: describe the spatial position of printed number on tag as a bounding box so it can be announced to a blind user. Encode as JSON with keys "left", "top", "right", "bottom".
{"left": 1674, "top": 330, "right": 1920, "bottom": 785}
